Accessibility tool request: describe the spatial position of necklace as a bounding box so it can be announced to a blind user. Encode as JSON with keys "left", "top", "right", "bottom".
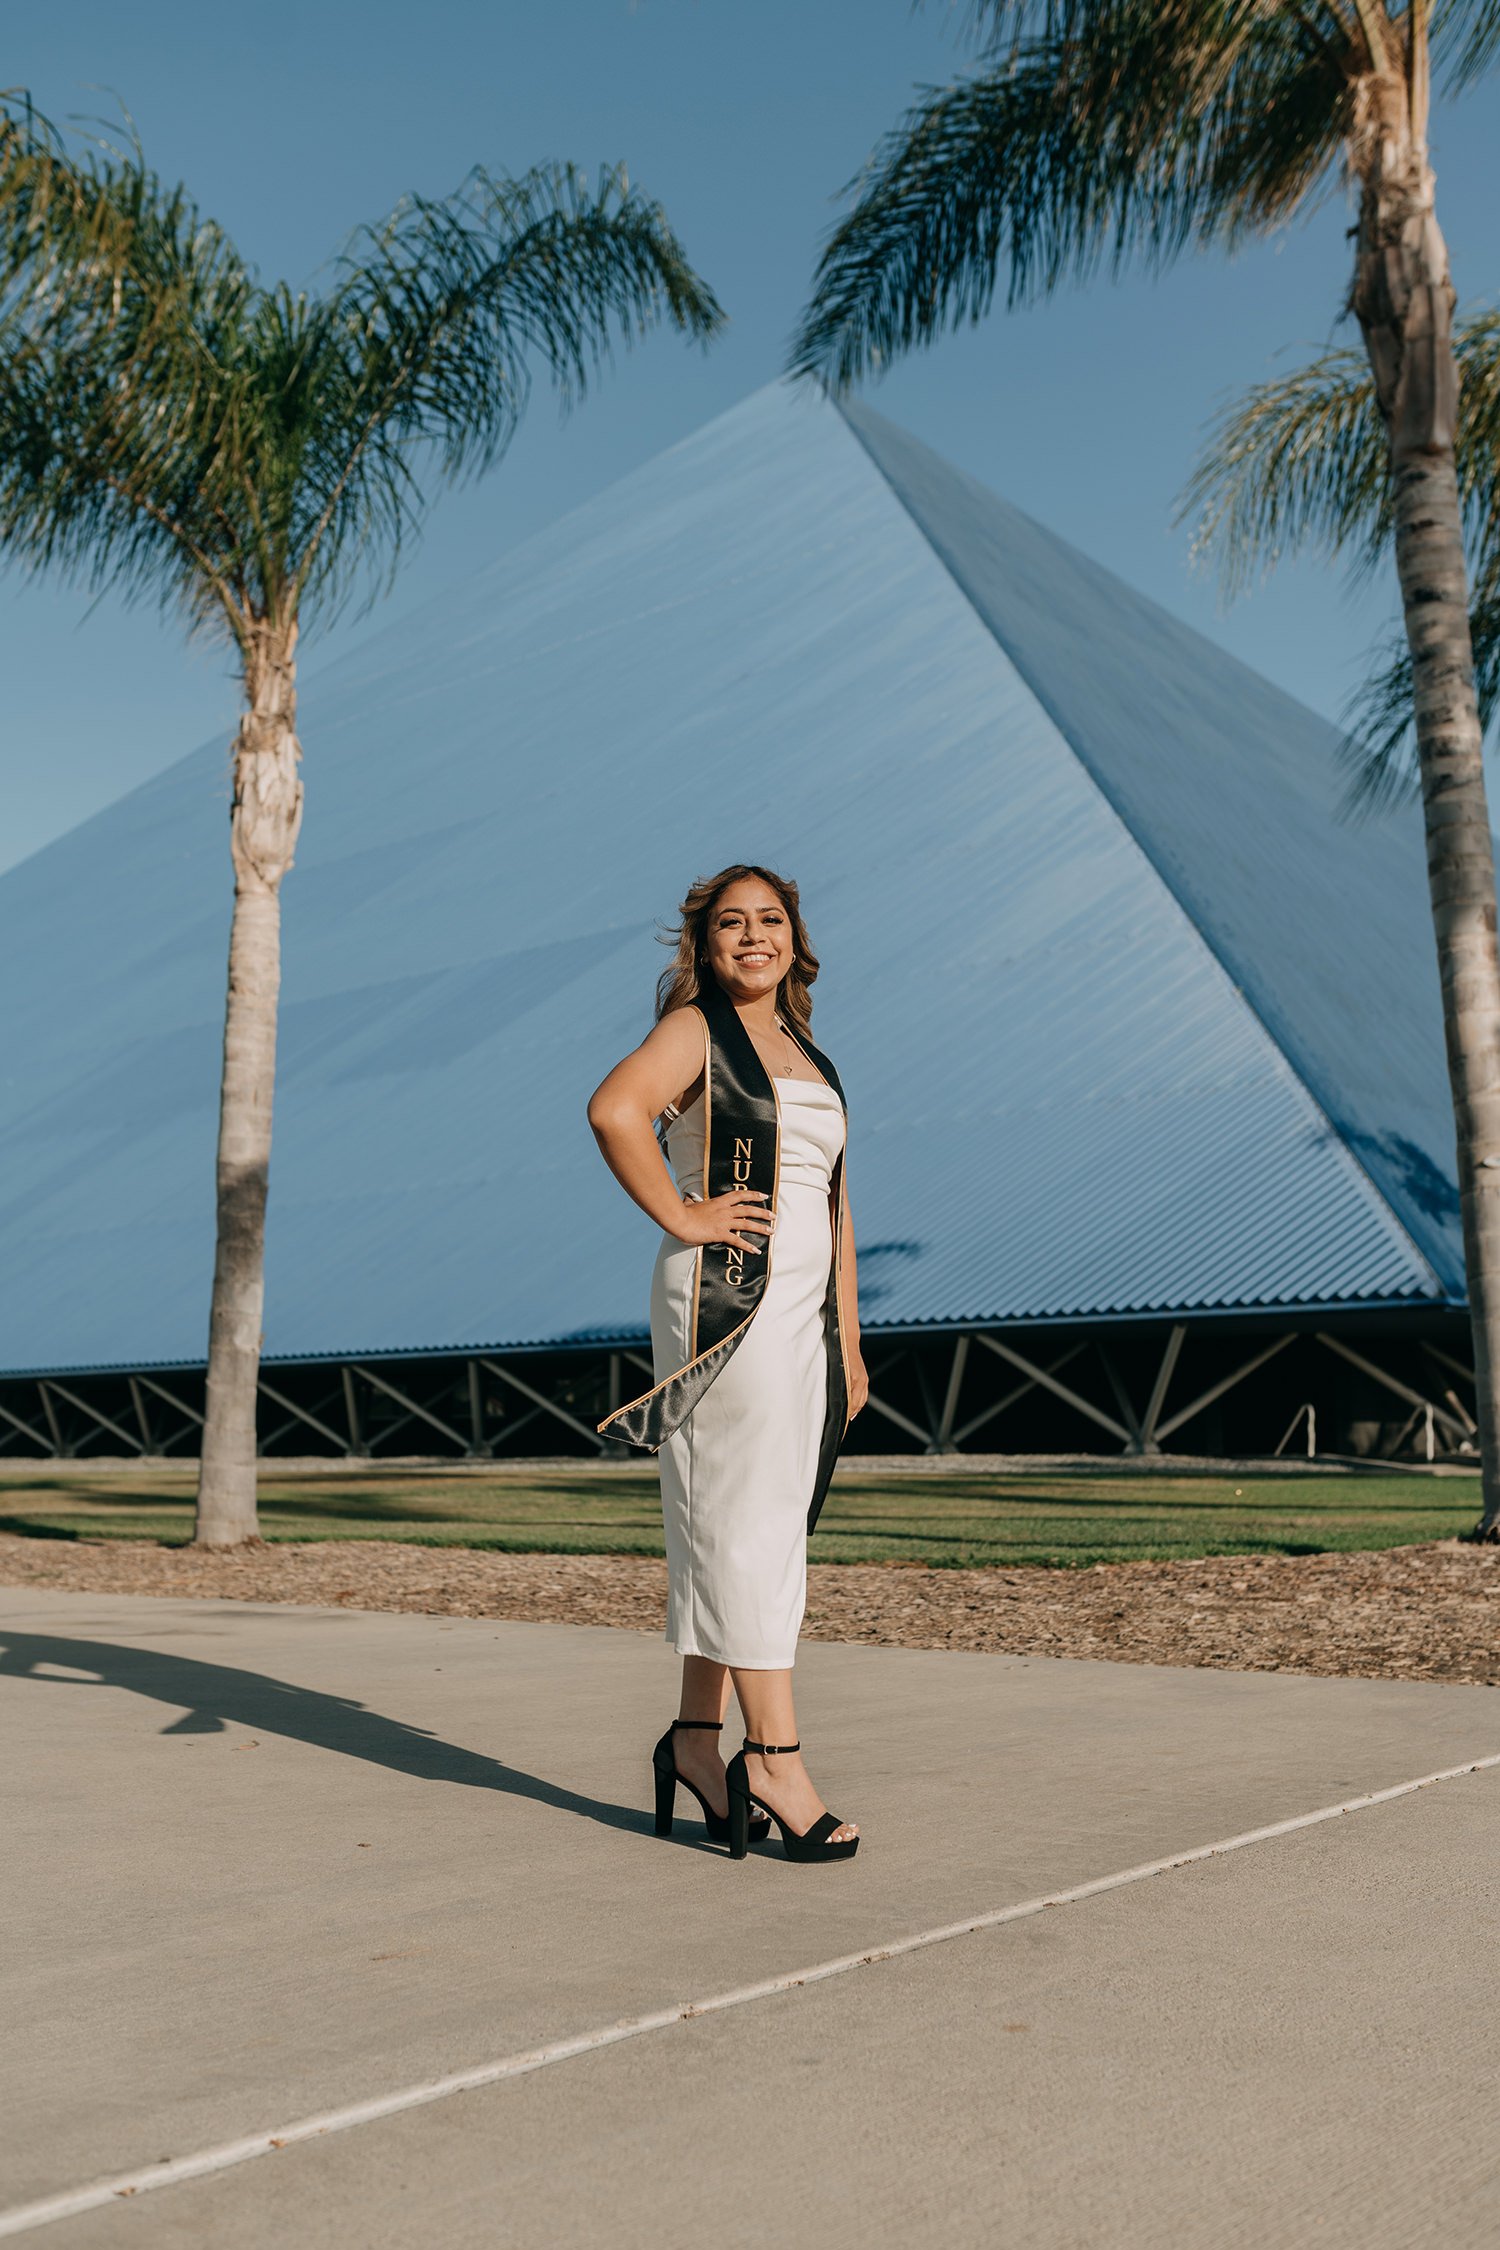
{"left": 772, "top": 1014, "right": 801, "bottom": 1076}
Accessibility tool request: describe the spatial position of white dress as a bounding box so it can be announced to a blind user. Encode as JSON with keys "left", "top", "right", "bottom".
{"left": 651, "top": 1077, "right": 846, "bottom": 1669}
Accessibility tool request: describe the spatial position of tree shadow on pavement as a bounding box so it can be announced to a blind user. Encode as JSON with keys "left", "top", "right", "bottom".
{"left": 0, "top": 1627, "right": 662, "bottom": 1843}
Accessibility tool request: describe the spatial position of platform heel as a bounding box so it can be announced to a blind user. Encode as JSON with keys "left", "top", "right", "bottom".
{"left": 653, "top": 1745, "right": 678, "bottom": 1838}
{"left": 651, "top": 1720, "right": 770, "bottom": 1847}
{"left": 726, "top": 1739, "right": 859, "bottom": 1864}
{"left": 727, "top": 1759, "right": 752, "bottom": 1861}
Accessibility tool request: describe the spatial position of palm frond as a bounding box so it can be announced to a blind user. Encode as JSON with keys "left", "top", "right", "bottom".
{"left": 0, "top": 131, "right": 257, "bottom": 640}
{"left": 1179, "top": 308, "right": 1500, "bottom": 804}
{"left": 1340, "top": 574, "right": 1500, "bottom": 810}
{"left": 1338, "top": 638, "right": 1423, "bottom": 811}
{"left": 287, "top": 162, "right": 724, "bottom": 612}
{"left": 1459, "top": 306, "right": 1500, "bottom": 545}
{"left": 791, "top": 2, "right": 1351, "bottom": 388}
{"left": 1181, "top": 308, "right": 1500, "bottom": 584}
{"left": 0, "top": 129, "right": 724, "bottom": 646}
{"left": 1177, "top": 346, "right": 1390, "bottom": 597}
{"left": 1341, "top": 303, "right": 1500, "bottom": 799}
{"left": 1433, "top": 0, "right": 1500, "bottom": 88}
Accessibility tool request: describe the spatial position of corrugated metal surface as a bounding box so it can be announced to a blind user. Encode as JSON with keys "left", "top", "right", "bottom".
{"left": 842, "top": 398, "right": 1464, "bottom": 1295}
{"left": 0, "top": 381, "right": 1452, "bottom": 1374}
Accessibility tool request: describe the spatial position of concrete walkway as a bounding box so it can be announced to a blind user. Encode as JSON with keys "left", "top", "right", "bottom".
{"left": 3, "top": 1585, "right": 1498, "bottom": 2247}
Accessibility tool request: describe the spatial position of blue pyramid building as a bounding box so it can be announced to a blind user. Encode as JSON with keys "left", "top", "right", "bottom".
{"left": 0, "top": 382, "right": 1471, "bottom": 1459}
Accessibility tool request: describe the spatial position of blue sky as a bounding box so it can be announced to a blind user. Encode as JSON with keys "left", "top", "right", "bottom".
{"left": 2, "top": 0, "right": 1495, "bottom": 874}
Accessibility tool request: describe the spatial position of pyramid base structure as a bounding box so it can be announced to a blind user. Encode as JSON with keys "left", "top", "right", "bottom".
{"left": 0, "top": 1307, "right": 1479, "bottom": 1468}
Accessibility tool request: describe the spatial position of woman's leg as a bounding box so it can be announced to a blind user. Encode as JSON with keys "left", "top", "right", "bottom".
{"left": 730, "top": 1667, "right": 858, "bottom": 1843}
{"left": 671, "top": 1654, "right": 734, "bottom": 1816}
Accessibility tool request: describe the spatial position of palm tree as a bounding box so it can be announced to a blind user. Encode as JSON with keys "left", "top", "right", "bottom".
{"left": 791, "top": 1, "right": 1500, "bottom": 1535}
{"left": 1180, "top": 310, "right": 1499, "bottom": 813}
{"left": 0, "top": 106, "right": 723, "bottom": 1546}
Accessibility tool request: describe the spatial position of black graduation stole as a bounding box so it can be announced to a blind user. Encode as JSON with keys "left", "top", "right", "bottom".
{"left": 598, "top": 975, "right": 851, "bottom": 1530}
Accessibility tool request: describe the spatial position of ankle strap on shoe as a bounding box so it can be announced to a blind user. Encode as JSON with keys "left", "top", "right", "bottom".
{"left": 670, "top": 1719, "right": 723, "bottom": 1732}
{"left": 743, "top": 1738, "right": 800, "bottom": 1755}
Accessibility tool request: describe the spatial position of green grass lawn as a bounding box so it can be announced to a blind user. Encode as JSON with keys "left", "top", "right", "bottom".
{"left": 0, "top": 1463, "right": 1480, "bottom": 1568}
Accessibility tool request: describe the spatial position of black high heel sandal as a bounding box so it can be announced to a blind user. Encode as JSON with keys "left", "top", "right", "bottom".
{"left": 652, "top": 1720, "right": 771, "bottom": 1846}
{"left": 725, "top": 1738, "right": 860, "bottom": 1863}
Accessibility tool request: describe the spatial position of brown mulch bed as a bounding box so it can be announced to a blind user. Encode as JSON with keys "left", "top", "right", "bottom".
{"left": 4, "top": 1532, "right": 1500, "bottom": 1686}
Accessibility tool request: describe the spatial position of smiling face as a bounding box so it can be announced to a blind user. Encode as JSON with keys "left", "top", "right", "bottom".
{"left": 703, "top": 877, "right": 794, "bottom": 1006}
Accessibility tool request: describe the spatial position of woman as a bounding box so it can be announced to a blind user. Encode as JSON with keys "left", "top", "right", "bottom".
{"left": 587, "top": 865, "right": 868, "bottom": 1863}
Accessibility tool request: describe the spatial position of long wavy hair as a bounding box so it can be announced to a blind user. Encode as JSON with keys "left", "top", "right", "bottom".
{"left": 655, "top": 864, "right": 820, "bottom": 1035}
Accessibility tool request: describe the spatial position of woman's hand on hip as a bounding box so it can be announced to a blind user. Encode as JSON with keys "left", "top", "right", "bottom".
{"left": 672, "top": 1191, "right": 774, "bottom": 1253}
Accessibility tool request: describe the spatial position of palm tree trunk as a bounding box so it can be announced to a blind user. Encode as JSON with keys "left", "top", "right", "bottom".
{"left": 194, "top": 627, "right": 304, "bottom": 1547}
{"left": 1354, "top": 127, "right": 1500, "bottom": 1536}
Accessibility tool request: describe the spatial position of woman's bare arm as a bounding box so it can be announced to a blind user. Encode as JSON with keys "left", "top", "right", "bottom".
{"left": 840, "top": 1179, "right": 868, "bottom": 1416}
{"left": 587, "top": 1010, "right": 774, "bottom": 1254}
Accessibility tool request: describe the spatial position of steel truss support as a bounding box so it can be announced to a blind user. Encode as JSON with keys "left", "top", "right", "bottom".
{"left": 0, "top": 1395, "right": 49, "bottom": 1450}
{"left": 40, "top": 1377, "right": 144, "bottom": 1455}
{"left": 974, "top": 1334, "right": 1131, "bottom": 1445}
{"left": 497, "top": 1402, "right": 545, "bottom": 1446}
{"left": 930, "top": 1335, "right": 970, "bottom": 1452}
{"left": 356, "top": 1402, "right": 425, "bottom": 1450}
{"left": 862, "top": 1391, "right": 931, "bottom": 1446}
{"left": 1097, "top": 1345, "right": 1144, "bottom": 1451}
{"left": 134, "top": 1376, "right": 203, "bottom": 1455}
{"left": 1315, "top": 1332, "right": 1470, "bottom": 1445}
{"left": 258, "top": 1387, "right": 347, "bottom": 1453}
{"left": 37, "top": 1384, "right": 65, "bottom": 1455}
{"left": 467, "top": 1362, "right": 490, "bottom": 1458}
{"left": 1136, "top": 1325, "right": 1187, "bottom": 1452}
{"left": 1421, "top": 1341, "right": 1477, "bottom": 1390}
{"left": 1081, "top": 1325, "right": 1190, "bottom": 1456}
{"left": 478, "top": 1358, "right": 610, "bottom": 1453}
{"left": 1153, "top": 1333, "right": 1293, "bottom": 1444}
{"left": 1417, "top": 1341, "right": 1478, "bottom": 1438}
{"left": 860, "top": 1350, "right": 932, "bottom": 1447}
{"left": 950, "top": 1344, "right": 1086, "bottom": 1448}
{"left": 353, "top": 1364, "right": 471, "bottom": 1454}
{"left": 136, "top": 1375, "right": 203, "bottom": 1425}
{"left": 911, "top": 1355, "right": 941, "bottom": 1442}
{"left": 341, "top": 1368, "right": 366, "bottom": 1457}
{"left": 128, "top": 1379, "right": 153, "bottom": 1452}
{"left": 256, "top": 1377, "right": 348, "bottom": 1452}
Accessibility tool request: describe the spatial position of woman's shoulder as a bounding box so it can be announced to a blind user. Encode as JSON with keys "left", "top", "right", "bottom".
{"left": 642, "top": 1001, "right": 709, "bottom": 1070}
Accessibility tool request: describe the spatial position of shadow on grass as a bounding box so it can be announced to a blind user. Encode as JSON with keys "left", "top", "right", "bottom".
{"left": 0, "top": 1627, "right": 653, "bottom": 1843}
{"left": 253, "top": 1483, "right": 659, "bottom": 1522}
{"left": 0, "top": 1514, "right": 196, "bottom": 1546}
{"left": 0, "top": 1488, "right": 191, "bottom": 1513}
{"left": 835, "top": 1487, "right": 1468, "bottom": 1521}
